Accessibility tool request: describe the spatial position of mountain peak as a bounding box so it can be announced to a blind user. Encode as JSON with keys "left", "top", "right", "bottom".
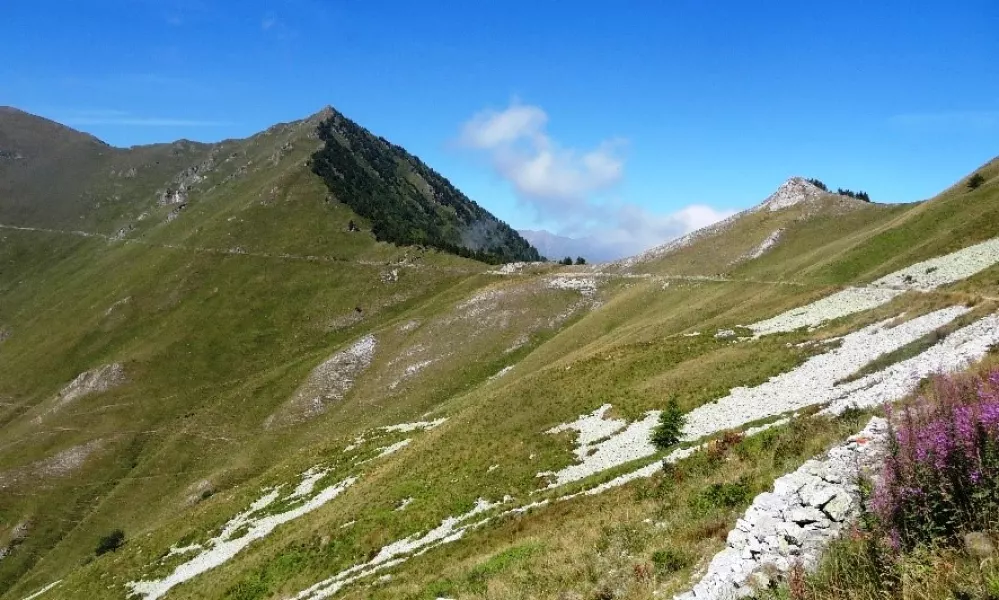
{"left": 757, "top": 177, "right": 827, "bottom": 212}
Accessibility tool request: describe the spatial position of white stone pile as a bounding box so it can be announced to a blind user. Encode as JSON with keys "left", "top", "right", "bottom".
{"left": 545, "top": 274, "right": 598, "bottom": 296}
{"left": 676, "top": 418, "right": 889, "bottom": 600}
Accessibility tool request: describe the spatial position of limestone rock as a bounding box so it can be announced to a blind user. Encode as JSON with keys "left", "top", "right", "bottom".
{"left": 790, "top": 507, "right": 827, "bottom": 526}
{"left": 821, "top": 493, "right": 854, "bottom": 522}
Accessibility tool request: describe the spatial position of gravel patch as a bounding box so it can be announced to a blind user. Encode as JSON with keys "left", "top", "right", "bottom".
{"left": 456, "top": 289, "right": 510, "bottom": 319}
{"left": 366, "top": 439, "right": 411, "bottom": 461}
{"left": 870, "top": 236, "right": 999, "bottom": 291}
{"left": 165, "top": 544, "right": 203, "bottom": 558}
{"left": 820, "top": 312, "right": 999, "bottom": 415}
{"left": 128, "top": 473, "right": 356, "bottom": 600}
{"left": 676, "top": 418, "right": 889, "bottom": 600}
{"left": 103, "top": 296, "right": 131, "bottom": 316}
{"left": 0, "top": 439, "right": 105, "bottom": 490}
{"left": 486, "top": 262, "right": 534, "bottom": 275}
{"left": 289, "top": 467, "right": 330, "bottom": 499}
{"left": 538, "top": 405, "right": 656, "bottom": 489}
{"left": 545, "top": 275, "right": 598, "bottom": 296}
{"left": 397, "top": 319, "right": 420, "bottom": 333}
{"left": 489, "top": 366, "right": 514, "bottom": 380}
{"left": 685, "top": 307, "right": 968, "bottom": 439}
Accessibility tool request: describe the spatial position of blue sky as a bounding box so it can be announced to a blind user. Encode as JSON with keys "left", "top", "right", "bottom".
{"left": 4, "top": 0, "right": 998, "bottom": 256}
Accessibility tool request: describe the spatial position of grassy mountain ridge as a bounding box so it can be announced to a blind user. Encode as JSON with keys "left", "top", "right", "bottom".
{"left": 1, "top": 107, "right": 998, "bottom": 600}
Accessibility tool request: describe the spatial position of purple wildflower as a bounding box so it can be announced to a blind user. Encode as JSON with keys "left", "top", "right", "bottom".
{"left": 870, "top": 369, "right": 999, "bottom": 549}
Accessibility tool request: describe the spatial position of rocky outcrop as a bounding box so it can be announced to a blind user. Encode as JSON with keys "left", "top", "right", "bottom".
{"left": 265, "top": 335, "right": 376, "bottom": 427}
{"left": 0, "top": 439, "right": 105, "bottom": 490}
{"left": 52, "top": 363, "right": 125, "bottom": 410}
{"left": 756, "top": 178, "right": 826, "bottom": 212}
{"left": 741, "top": 229, "right": 784, "bottom": 262}
{"left": 676, "top": 418, "right": 888, "bottom": 600}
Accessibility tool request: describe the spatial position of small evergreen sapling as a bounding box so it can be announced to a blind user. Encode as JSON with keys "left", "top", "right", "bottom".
{"left": 651, "top": 398, "right": 686, "bottom": 451}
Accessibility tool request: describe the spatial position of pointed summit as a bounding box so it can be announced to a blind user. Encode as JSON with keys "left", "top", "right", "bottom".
{"left": 757, "top": 177, "right": 827, "bottom": 212}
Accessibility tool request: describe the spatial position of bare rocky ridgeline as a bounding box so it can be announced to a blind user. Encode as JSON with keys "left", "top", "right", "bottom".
{"left": 755, "top": 177, "right": 826, "bottom": 212}
{"left": 617, "top": 177, "right": 861, "bottom": 269}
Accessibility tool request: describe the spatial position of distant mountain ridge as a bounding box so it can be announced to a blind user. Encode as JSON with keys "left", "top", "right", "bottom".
{"left": 0, "top": 105, "right": 540, "bottom": 265}
{"left": 311, "top": 107, "right": 540, "bottom": 264}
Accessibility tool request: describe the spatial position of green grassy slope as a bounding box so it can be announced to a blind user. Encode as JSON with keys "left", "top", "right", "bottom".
{"left": 2, "top": 107, "right": 998, "bottom": 600}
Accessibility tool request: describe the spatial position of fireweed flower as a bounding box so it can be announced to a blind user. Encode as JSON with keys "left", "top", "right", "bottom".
{"left": 871, "top": 370, "right": 999, "bottom": 549}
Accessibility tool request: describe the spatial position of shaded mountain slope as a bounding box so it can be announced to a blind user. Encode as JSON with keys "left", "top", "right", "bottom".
{"left": 311, "top": 108, "right": 540, "bottom": 264}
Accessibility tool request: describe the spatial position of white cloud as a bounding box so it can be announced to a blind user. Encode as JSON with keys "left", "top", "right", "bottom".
{"left": 460, "top": 104, "right": 547, "bottom": 148}
{"left": 460, "top": 103, "right": 624, "bottom": 208}
{"left": 459, "top": 102, "right": 733, "bottom": 260}
{"left": 581, "top": 204, "right": 736, "bottom": 260}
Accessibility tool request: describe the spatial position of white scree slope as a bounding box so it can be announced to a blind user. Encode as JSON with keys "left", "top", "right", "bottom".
{"left": 540, "top": 306, "right": 987, "bottom": 488}
{"left": 286, "top": 419, "right": 795, "bottom": 600}
{"left": 127, "top": 473, "right": 356, "bottom": 600}
{"left": 747, "top": 235, "right": 999, "bottom": 335}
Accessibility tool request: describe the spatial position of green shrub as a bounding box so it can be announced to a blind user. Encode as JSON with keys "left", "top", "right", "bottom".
{"left": 651, "top": 547, "right": 692, "bottom": 574}
{"left": 689, "top": 478, "right": 752, "bottom": 516}
{"left": 95, "top": 529, "right": 125, "bottom": 556}
{"left": 968, "top": 173, "right": 986, "bottom": 190}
